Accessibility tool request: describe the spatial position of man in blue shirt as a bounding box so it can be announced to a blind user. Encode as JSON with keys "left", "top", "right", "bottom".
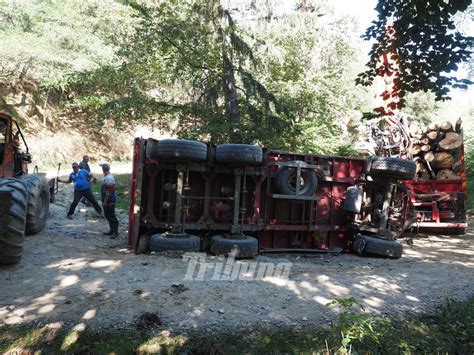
{"left": 59, "top": 162, "right": 102, "bottom": 219}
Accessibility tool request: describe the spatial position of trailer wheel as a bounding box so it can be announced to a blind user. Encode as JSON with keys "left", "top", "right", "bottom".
{"left": 369, "top": 157, "right": 416, "bottom": 180}
{"left": 146, "top": 139, "right": 208, "bottom": 161}
{"left": 215, "top": 144, "right": 262, "bottom": 165}
{"left": 274, "top": 162, "right": 318, "bottom": 196}
{"left": 210, "top": 234, "right": 258, "bottom": 259}
{"left": 0, "top": 179, "right": 28, "bottom": 264}
{"left": 150, "top": 233, "right": 200, "bottom": 252}
{"left": 353, "top": 234, "right": 403, "bottom": 259}
{"left": 137, "top": 233, "right": 152, "bottom": 254}
{"left": 21, "top": 174, "right": 50, "bottom": 235}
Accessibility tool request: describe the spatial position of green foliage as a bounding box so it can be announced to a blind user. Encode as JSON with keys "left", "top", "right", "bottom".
{"left": 0, "top": 0, "right": 134, "bottom": 86}
{"left": 326, "top": 297, "right": 391, "bottom": 353}
{"left": 1, "top": 296, "right": 473, "bottom": 353}
{"left": 403, "top": 91, "right": 440, "bottom": 125}
{"left": 357, "top": 0, "right": 473, "bottom": 110}
{"left": 91, "top": 173, "right": 131, "bottom": 211}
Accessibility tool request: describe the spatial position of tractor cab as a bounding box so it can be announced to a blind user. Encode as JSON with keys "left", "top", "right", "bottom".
{"left": 0, "top": 113, "right": 31, "bottom": 178}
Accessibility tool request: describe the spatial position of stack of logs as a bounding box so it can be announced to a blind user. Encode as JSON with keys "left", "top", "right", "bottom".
{"left": 409, "top": 118, "right": 463, "bottom": 181}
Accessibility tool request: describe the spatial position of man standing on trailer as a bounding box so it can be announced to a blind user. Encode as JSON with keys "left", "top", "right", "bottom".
{"left": 101, "top": 163, "right": 119, "bottom": 239}
{"left": 59, "top": 162, "right": 103, "bottom": 219}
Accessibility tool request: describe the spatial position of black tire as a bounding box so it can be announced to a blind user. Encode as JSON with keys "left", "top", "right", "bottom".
{"left": 137, "top": 233, "right": 151, "bottom": 254}
{"left": 352, "top": 234, "right": 403, "bottom": 259}
{"left": 146, "top": 139, "right": 208, "bottom": 161}
{"left": 274, "top": 162, "right": 318, "bottom": 196}
{"left": 215, "top": 144, "right": 262, "bottom": 165}
{"left": 21, "top": 174, "right": 50, "bottom": 235}
{"left": 210, "top": 234, "right": 258, "bottom": 259}
{"left": 150, "top": 233, "right": 200, "bottom": 252}
{"left": 0, "top": 179, "right": 28, "bottom": 264}
{"left": 370, "top": 157, "right": 416, "bottom": 180}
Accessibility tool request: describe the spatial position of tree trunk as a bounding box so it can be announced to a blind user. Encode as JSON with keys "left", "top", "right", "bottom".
{"left": 220, "top": 11, "right": 241, "bottom": 142}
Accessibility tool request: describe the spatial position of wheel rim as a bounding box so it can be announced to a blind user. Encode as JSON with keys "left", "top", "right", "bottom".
{"left": 286, "top": 170, "right": 309, "bottom": 194}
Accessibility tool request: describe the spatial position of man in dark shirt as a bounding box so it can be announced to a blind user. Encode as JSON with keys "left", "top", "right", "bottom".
{"left": 78, "top": 155, "right": 90, "bottom": 172}
{"left": 59, "top": 162, "right": 102, "bottom": 219}
{"left": 78, "top": 155, "right": 92, "bottom": 206}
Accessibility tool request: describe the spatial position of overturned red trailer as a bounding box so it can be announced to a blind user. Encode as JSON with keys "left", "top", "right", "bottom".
{"left": 404, "top": 146, "right": 468, "bottom": 234}
{"left": 128, "top": 138, "right": 416, "bottom": 258}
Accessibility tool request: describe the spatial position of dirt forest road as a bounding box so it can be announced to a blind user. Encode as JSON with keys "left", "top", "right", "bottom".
{"left": 0, "top": 184, "right": 473, "bottom": 334}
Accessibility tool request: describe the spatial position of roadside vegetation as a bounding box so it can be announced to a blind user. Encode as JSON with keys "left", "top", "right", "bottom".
{"left": 1, "top": 296, "right": 472, "bottom": 354}
{"left": 91, "top": 173, "right": 132, "bottom": 211}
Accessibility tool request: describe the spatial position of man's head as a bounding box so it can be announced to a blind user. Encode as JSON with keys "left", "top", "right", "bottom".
{"left": 82, "top": 155, "right": 89, "bottom": 163}
{"left": 72, "top": 162, "right": 79, "bottom": 172}
{"left": 101, "top": 163, "right": 110, "bottom": 174}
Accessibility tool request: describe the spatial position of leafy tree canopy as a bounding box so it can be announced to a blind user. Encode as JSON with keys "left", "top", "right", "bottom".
{"left": 357, "top": 0, "right": 473, "bottom": 112}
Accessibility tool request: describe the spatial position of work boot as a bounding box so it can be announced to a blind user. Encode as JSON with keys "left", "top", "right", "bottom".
{"left": 67, "top": 214, "right": 73, "bottom": 220}
{"left": 109, "top": 232, "right": 118, "bottom": 239}
{"left": 103, "top": 231, "right": 113, "bottom": 236}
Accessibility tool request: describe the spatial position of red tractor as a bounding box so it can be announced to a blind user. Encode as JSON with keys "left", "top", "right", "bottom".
{"left": 0, "top": 112, "right": 50, "bottom": 264}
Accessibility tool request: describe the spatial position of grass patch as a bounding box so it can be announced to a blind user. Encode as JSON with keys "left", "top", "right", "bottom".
{"left": 1, "top": 296, "right": 473, "bottom": 354}
{"left": 91, "top": 173, "right": 131, "bottom": 211}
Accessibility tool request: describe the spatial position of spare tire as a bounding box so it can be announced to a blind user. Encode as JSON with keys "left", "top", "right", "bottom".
{"left": 146, "top": 139, "right": 208, "bottom": 161}
{"left": 370, "top": 157, "right": 416, "bottom": 180}
{"left": 215, "top": 144, "right": 262, "bottom": 165}
{"left": 21, "top": 174, "right": 50, "bottom": 235}
{"left": 352, "top": 234, "right": 403, "bottom": 259}
{"left": 0, "top": 178, "right": 28, "bottom": 264}
{"left": 150, "top": 233, "right": 200, "bottom": 252}
{"left": 274, "top": 162, "right": 318, "bottom": 196}
{"left": 210, "top": 234, "right": 258, "bottom": 259}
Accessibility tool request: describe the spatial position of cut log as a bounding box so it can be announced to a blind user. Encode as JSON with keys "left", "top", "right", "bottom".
{"left": 420, "top": 171, "right": 431, "bottom": 181}
{"left": 455, "top": 117, "right": 462, "bottom": 133}
{"left": 411, "top": 138, "right": 421, "bottom": 145}
{"left": 432, "top": 152, "right": 454, "bottom": 170}
{"left": 424, "top": 151, "right": 434, "bottom": 163}
{"left": 412, "top": 144, "right": 422, "bottom": 155}
{"left": 416, "top": 161, "right": 427, "bottom": 174}
{"left": 436, "top": 169, "right": 460, "bottom": 180}
{"left": 427, "top": 131, "right": 438, "bottom": 140}
{"left": 439, "top": 121, "right": 453, "bottom": 132}
{"left": 421, "top": 144, "right": 431, "bottom": 152}
{"left": 452, "top": 160, "right": 463, "bottom": 174}
{"left": 420, "top": 137, "right": 430, "bottom": 145}
{"left": 428, "top": 122, "right": 438, "bottom": 131}
{"left": 438, "top": 132, "right": 462, "bottom": 151}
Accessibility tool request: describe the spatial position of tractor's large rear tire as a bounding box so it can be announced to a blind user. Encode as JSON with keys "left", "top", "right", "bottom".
{"left": 0, "top": 179, "right": 28, "bottom": 265}
{"left": 21, "top": 174, "right": 50, "bottom": 235}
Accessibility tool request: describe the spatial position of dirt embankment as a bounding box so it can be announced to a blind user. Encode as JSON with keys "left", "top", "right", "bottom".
{"left": 0, "top": 183, "right": 473, "bottom": 335}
